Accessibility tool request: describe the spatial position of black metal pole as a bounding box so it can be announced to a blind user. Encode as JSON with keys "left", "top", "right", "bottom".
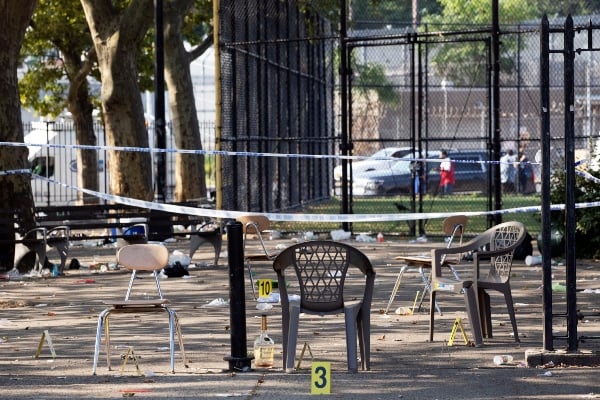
{"left": 417, "top": 35, "right": 425, "bottom": 237}
{"left": 154, "top": 0, "right": 166, "bottom": 202}
{"left": 409, "top": 33, "right": 416, "bottom": 237}
{"left": 563, "top": 15, "right": 578, "bottom": 352}
{"left": 224, "top": 221, "right": 253, "bottom": 371}
{"left": 491, "top": 0, "right": 502, "bottom": 225}
{"left": 340, "top": 0, "right": 351, "bottom": 232}
{"left": 540, "top": 14, "right": 554, "bottom": 352}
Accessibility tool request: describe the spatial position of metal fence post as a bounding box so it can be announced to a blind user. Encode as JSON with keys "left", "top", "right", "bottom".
{"left": 223, "top": 221, "right": 253, "bottom": 371}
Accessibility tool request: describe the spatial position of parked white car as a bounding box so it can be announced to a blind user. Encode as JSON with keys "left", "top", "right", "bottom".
{"left": 333, "top": 147, "right": 413, "bottom": 183}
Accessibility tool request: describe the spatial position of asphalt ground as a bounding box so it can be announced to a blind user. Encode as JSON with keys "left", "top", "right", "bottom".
{"left": 1, "top": 235, "right": 600, "bottom": 399}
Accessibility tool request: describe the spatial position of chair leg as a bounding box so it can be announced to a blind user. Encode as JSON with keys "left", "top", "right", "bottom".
{"left": 357, "top": 309, "right": 371, "bottom": 371}
{"left": 420, "top": 269, "right": 442, "bottom": 315}
{"left": 286, "top": 302, "right": 301, "bottom": 372}
{"left": 344, "top": 309, "right": 359, "bottom": 373}
{"left": 385, "top": 265, "right": 407, "bottom": 314}
{"left": 462, "top": 282, "right": 483, "bottom": 347}
{"left": 92, "top": 308, "right": 110, "bottom": 375}
{"left": 246, "top": 261, "right": 257, "bottom": 300}
{"left": 168, "top": 310, "right": 176, "bottom": 373}
{"left": 502, "top": 290, "right": 520, "bottom": 343}
{"left": 175, "top": 315, "right": 189, "bottom": 367}
{"left": 105, "top": 315, "right": 112, "bottom": 370}
{"left": 478, "top": 289, "right": 493, "bottom": 339}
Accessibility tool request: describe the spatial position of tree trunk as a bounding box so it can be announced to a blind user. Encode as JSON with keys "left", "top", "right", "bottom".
{"left": 0, "top": 0, "right": 39, "bottom": 270}
{"left": 80, "top": 0, "right": 154, "bottom": 201}
{"left": 63, "top": 49, "right": 99, "bottom": 204}
{"left": 163, "top": 0, "right": 206, "bottom": 202}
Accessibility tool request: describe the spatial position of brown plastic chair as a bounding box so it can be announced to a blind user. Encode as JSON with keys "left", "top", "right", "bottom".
{"left": 388, "top": 215, "right": 467, "bottom": 315}
{"left": 273, "top": 241, "right": 375, "bottom": 373}
{"left": 420, "top": 215, "right": 468, "bottom": 309}
{"left": 237, "top": 215, "right": 280, "bottom": 299}
{"left": 429, "top": 221, "right": 526, "bottom": 347}
{"left": 92, "top": 244, "right": 188, "bottom": 374}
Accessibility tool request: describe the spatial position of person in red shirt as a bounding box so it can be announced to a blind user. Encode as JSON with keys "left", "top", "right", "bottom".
{"left": 439, "top": 150, "right": 455, "bottom": 195}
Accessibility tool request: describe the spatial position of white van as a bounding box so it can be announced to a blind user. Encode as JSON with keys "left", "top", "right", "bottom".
{"left": 25, "top": 121, "right": 108, "bottom": 205}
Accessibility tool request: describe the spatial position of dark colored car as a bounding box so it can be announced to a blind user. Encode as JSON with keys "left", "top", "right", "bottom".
{"left": 346, "top": 150, "right": 488, "bottom": 196}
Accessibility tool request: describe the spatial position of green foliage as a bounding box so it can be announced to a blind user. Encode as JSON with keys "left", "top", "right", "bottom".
{"left": 423, "top": 0, "right": 537, "bottom": 86}
{"left": 19, "top": 59, "right": 68, "bottom": 118}
{"left": 353, "top": 61, "right": 400, "bottom": 107}
{"left": 19, "top": 0, "right": 96, "bottom": 118}
{"left": 550, "top": 167, "right": 600, "bottom": 258}
{"left": 350, "top": 0, "right": 442, "bottom": 29}
{"left": 535, "top": 0, "right": 600, "bottom": 17}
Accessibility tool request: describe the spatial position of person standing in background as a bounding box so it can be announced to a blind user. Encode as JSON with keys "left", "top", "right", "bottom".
{"left": 500, "top": 149, "right": 517, "bottom": 193}
{"left": 439, "top": 150, "right": 454, "bottom": 195}
{"left": 518, "top": 149, "right": 534, "bottom": 194}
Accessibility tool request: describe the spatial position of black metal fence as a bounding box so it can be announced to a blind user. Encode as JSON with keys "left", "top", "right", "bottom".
{"left": 217, "top": 0, "right": 336, "bottom": 214}
{"left": 217, "top": 7, "right": 600, "bottom": 239}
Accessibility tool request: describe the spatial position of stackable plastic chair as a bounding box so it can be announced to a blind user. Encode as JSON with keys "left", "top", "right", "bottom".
{"left": 273, "top": 241, "right": 375, "bottom": 373}
{"left": 237, "top": 215, "right": 280, "bottom": 299}
{"left": 429, "top": 221, "right": 526, "bottom": 346}
{"left": 475, "top": 221, "right": 527, "bottom": 342}
{"left": 92, "top": 244, "right": 187, "bottom": 374}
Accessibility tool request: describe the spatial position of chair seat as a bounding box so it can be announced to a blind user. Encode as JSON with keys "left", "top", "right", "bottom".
{"left": 246, "top": 252, "right": 279, "bottom": 261}
{"left": 105, "top": 299, "right": 171, "bottom": 307}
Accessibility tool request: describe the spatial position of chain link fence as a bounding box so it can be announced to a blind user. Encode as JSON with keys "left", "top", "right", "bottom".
{"left": 217, "top": 6, "right": 600, "bottom": 240}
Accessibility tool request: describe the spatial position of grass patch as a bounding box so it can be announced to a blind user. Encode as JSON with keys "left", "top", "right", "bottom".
{"left": 271, "top": 193, "right": 541, "bottom": 238}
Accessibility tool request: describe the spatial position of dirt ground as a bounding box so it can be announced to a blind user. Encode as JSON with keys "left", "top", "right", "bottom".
{"left": 1, "top": 235, "right": 600, "bottom": 399}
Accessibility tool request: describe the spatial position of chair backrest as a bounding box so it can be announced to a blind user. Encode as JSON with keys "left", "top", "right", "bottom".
{"left": 237, "top": 215, "right": 271, "bottom": 236}
{"left": 478, "top": 221, "right": 526, "bottom": 281}
{"left": 273, "top": 241, "right": 375, "bottom": 314}
{"left": 237, "top": 214, "right": 273, "bottom": 257}
{"left": 441, "top": 215, "right": 468, "bottom": 264}
{"left": 117, "top": 244, "right": 169, "bottom": 271}
{"left": 117, "top": 244, "right": 170, "bottom": 300}
{"left": 442, "top": 215, "right": 467, "bottom": 247}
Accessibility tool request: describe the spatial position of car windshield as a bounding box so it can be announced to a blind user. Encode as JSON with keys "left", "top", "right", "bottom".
{"left": 389, "top": 160, "right": 413, "bottom": 174}
{"left": 367, "top": 148, "right": 409, "bottom": 160}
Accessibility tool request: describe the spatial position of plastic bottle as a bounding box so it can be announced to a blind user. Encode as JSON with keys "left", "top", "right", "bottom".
{"left": 525, "top": 255, "right": 542, "bottom": 266}
{"left": 253, "top": 315, "right": 275, "bottom": 368}
{"left": 493, "top": 355, "right": 513, "bottom": 365}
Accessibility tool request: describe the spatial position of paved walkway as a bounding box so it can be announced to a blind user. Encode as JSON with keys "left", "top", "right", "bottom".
{"left": 1, "top": 237, "right": 599, "bottom": 399}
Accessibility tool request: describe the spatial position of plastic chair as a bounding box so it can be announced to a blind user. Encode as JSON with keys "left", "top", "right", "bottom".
{"left": 237, "top": 215, "right": 280, "bottom": 299}
{"left": 273, "top": 240, "right": 375, "bottom": 373}
{"left": 388, "top": 215, "right": 467, "bottom": 315}
{"left": 418, "top": 215, "right": 468, "bottom": 309}
{"left": 429, "top": 221, "right": 526, "bottom": 347}
{"left": 13, "top": 225, "right": 69, "bottom": 274}
{"left": 476, "top": 222, "right": 527, "bottom": 342}
{"left": 92, "top": 244, "right": 188, "bottom": 375}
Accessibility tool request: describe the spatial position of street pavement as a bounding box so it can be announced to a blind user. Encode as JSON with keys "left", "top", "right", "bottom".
{"left": 1, "top": 236, "right": 600, "bottom": 399}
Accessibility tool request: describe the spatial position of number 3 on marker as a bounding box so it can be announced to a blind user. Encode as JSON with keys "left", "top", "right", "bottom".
{"left": 257, "top": 279, "right": 272, "bottom": 298}
{"left": 311, "top": 361, "right": 331, "bottom": 394}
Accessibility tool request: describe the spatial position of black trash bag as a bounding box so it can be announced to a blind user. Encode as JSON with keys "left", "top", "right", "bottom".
{"left": 162, "top": 261, "right": 189, "bottom": 278}
{"left": 513, "top": 231, "right": 533, "bottom": 260}
{"left": 68, "top": 258, "right": 80, "bottom": 270}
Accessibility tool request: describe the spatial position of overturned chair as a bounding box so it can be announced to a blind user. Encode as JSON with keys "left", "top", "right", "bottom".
{"left": 92, "top": 244, "right": 188, "bottom": 374}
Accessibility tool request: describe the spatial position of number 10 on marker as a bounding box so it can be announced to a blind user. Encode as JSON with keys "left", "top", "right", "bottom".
{"left": 257, "top": 279, "right": 272, "bottom": 298}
